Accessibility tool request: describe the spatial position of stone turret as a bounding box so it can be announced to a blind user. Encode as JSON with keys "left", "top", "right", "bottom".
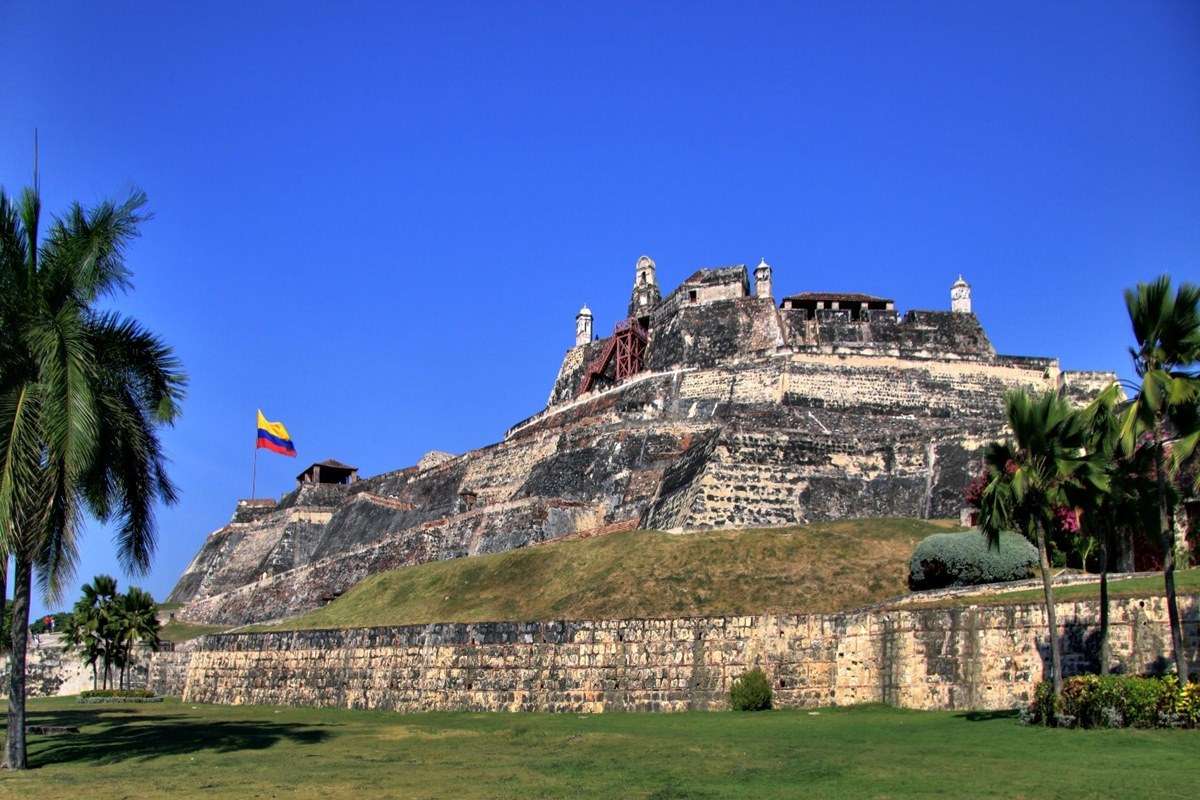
{"left": 628, "top": 255, "right": 662, "bottom": 318}
{"left": 951, "top": 275, "right": 972, "bottom": 314}
{"left": 575, "top": 304, "right": 593, "bottom": 346}
{"left": 754, "top": 258, "right": 773, "bottom": 300}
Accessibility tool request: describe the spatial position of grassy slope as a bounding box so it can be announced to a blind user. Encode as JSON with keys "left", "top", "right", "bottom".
{"left": 261, "top": 518, "right": 959, "bottom": 631}
{"left": 903, "top": 567, "right": 1200, "bottom": 609}
{"left": 158, "top": 621, "right": 232, "bottom": 643}
{"left": 5, "top": 697, "right": 1197, "bottom": 800}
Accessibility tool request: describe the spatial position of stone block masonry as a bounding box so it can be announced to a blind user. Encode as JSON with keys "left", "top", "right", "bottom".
{"left": 168, "top": 259, "right": 1127, "bottom": 628}
{"left": 1, "top": 634, "right": 153, "bottom": 698}
{"left": 161, "top": 596, "right": 1197, "bottom": 712}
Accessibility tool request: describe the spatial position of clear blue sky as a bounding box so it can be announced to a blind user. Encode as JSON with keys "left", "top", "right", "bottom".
{"left": 3, "top": 2, "right": 1198, "bottom": 618}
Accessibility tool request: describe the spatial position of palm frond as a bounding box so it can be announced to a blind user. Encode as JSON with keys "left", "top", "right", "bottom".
{"left": 39, "top": 190, "right": 148, "bottom": 305}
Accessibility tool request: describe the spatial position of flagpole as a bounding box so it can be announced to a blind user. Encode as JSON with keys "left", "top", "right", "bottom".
{"left": 251, "top": 440, "right": 258, "bottom": 500}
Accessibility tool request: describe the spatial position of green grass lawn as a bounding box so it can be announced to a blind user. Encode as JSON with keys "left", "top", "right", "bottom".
{"left": 3, "top": 697, "right": 1196, "bottom": 799}
{"left": 903, "top": 567, "right": 1200, "bottom": 609}
{"left": 258, "top": 518, "right": 959, "bottom": 631}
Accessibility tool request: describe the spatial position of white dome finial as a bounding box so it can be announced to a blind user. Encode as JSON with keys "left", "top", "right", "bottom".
{"left": 575, "top": 303, "right": 594, "bottom": 346}
{"left": 754, "top": 257, "right": 773, "bottom": 299}
{"left": 951, "top": 275, "right": 972, "bottom": 313}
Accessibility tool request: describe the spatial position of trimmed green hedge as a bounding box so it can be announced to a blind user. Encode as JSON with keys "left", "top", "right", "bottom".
{"left": 79, "top": 689, "right": 155, "bottom": 699}
{"left": 730, "top": 668, "right": 773, "bottom": 711}
{"left": 1028, "top": 675, "right": 1200, "bottom": 728}
{"left": 907, "top": 529, "right": 1038, "bottom": 591}
{"left": 78, "top": 695, "right": 164, "bottom": 704}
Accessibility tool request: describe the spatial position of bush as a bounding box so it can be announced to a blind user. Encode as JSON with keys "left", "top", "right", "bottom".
{"left": 730, "top": 668, "right": 772, "bottom": 711}
{"left": 79, "top": 689, "right": 156, "bottom": 699}
{"left": 907, "top": 529, "right": 1038, "bottom": 591}
{"left": 1027, "top": 675, "right": 1199, "bottom": 728}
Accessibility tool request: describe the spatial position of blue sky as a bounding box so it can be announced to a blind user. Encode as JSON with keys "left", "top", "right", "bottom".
{"left": 3, "top": 2, "right": 1198, "bottom": 618}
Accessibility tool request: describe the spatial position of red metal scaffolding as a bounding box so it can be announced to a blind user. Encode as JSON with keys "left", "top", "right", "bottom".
{"left": 579, "top": 318, "right": 647, "bottom": 395}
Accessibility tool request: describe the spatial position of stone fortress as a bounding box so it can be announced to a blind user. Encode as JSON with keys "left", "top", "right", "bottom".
{"left": 167, "top": 256, "right": 1118, "bottom": 628}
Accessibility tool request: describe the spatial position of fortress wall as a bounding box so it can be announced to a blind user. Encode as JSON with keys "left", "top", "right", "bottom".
{"left": 164, "top": 596, "right": 1198, "bottom": 712}
{"left": 1, "top": 635, "right": 153, "bottom": 698}
{"left": 460, "top": 434, "right": 560, "bottom": 499}
{"left": 177, "top": 499, "right": 609, "bottom": 626}
{"left": 146, "top": 644, "right": 195, "bottom": 698}
{"left": 681, "top": 431, "right": 933, "bottom": 529}
{"left": 168, "top": 519, "right": 291, "bottom": 604}
{"left": 780, "top": 353, "right": 1052, "bottom": 415}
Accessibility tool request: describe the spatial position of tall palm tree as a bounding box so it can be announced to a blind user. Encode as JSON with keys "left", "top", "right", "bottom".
{"left": 113, "top": 586, "right": 160, "bottom": 690}
{"left": 78, "top": 574, "right": 119, "bottom": 688}
{"left": 0, "top": 184, "right": 185, "bottom": 769}
{"left": 0, "top": 550, "right": 7, "bottom": 654}
{"left": 61, "top": 600, "right": 104, "bottom": 690}
{"left": 1072, "top": 384, "right": 1157, "bottom": 675}
{"left": 977, "top": 389, "right": 1106, "bottom": 698}
{"left": 1119, "top": 276, "right": 1200, "bottom": 681}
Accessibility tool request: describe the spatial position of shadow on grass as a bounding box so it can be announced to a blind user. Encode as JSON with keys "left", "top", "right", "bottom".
{"left": 18, "top": 706, "right": 332, "bottom": 769}
{"left": 954, "top": 709, "right": 1020, "bottom": 722}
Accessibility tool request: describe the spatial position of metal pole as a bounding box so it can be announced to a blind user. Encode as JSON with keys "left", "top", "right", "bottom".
{"left": 251, "top": 440, "right": 258, "bottom": 500}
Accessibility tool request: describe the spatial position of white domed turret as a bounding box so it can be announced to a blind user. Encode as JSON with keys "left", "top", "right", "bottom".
{"left": 754, "top": 257, "right": 773, "bottom": 300}
{"left": 951, "top": 275, "right": 972, "bottom": 314}
{"left": 627, "top": 255, "right": 662, "bottom": 318}
{"left": 575, "top": 304, "right": 593, "bottom": 346}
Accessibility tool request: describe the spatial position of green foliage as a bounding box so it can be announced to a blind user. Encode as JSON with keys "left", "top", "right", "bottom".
{"left": 0, "top": 181, "right": 185, "bottom": 766}
{"left": 908, "top": 529, "right": 1038, "bottom": 590}
{"left": 729, "top": 667, "right": 773, "bottom": 711}
{"left": 1028, "top": 675, "right": 1200, "bottom": 728}
{"left": 29, "top": 611, "right": 70, "bottom": 634}
{"left": 1120, "top": 276, "right": 1200, "bottom": 482}
{"left": 62, "top": 574, "right": 162, "bottom": 690}
{"left": 78, "top": 689, "right": 155, "bottom": 699}
{"left": 977, "top": 390, "right": 1107, "bottom": 547}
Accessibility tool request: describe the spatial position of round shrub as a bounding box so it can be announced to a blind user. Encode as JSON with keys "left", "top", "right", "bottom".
{"left": 730, "top": 667, "right": 773, "bottom": 711}
{"left": 907, "top": 529, "right": 1038, "bottom": 591}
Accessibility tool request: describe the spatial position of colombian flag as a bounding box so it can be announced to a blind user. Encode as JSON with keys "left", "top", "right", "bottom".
{"left": 256, "top": 410, "right": 297, "bottom": 457}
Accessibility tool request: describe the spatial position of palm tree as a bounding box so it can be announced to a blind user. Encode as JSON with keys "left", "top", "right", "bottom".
{"left": 977, "top": 389, "right": 1106, "bottom": 698}
{"left": 1072, "top": 384, "right": 1158, "bottom": 674}
{"left": 1119, "top": 276, "right": 1200, "bottom": 681}
{"left": 78, "top": 574, "right": 119, "bottom": 688}
{"left": 0, "top": 184, "right": 185, "bottom": 769}
{"left": 0, "top": 549, "right": 7, "bottom": 654}
{"left": 113, "top": 586, "right": 161, "bottom": 689}
{"left": 61, "top": 601, "right": 103, "bottom": 689}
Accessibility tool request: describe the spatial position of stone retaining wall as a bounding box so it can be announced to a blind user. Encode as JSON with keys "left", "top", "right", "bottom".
{"left": 1, "top": 634, "right": 152, "bottom": 698}
{"left": 160, "top": 595, "right": 1198, "bottom": 712}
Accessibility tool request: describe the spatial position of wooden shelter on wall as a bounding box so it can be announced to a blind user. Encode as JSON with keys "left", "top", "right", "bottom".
{"left": 296, "top": 458, "right": 359, "bottom": 487}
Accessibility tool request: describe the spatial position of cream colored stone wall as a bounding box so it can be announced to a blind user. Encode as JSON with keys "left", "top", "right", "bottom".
{"left": 164, "top": 595, "right": 1197, "bottom": 712}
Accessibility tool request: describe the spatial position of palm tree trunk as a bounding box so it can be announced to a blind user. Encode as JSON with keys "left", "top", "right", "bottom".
{"left": 1154, "top": 435, "right": 1190, "bottom": 680}
{"left": 0, "top": 553, "right": 7, "bottom": 644}
{"left": 1117, "top": 526, "right": 1135, "bottom": 572}
{"left": 4, "top": 556, "right": 32, "bottom": 770}
{"left": 1099, "top": 535, "right": 1110, "bottom": 676}
{"left": 1035, "top": 523, "right": 1064, "bottom": 698}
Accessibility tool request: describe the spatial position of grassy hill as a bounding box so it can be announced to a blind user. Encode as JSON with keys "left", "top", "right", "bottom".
{"left": 261, "top": 517, "right": 960, "bottom": 631}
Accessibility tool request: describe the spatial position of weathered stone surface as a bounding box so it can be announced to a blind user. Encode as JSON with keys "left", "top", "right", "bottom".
{"left": 155, "top": 596, "right": 1197, "bottom": 712}
{"left": 0, "top": 634, "right": 152, "bottom": 698}
{"left": 168, "top": 264, "right": 1120, "bottom": 626}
